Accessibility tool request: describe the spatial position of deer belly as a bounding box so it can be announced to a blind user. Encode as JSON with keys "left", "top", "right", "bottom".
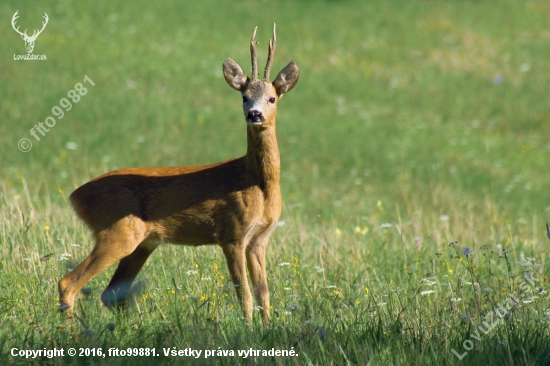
{"left": 152, "top": 214, "right": 216, "bottom": 246}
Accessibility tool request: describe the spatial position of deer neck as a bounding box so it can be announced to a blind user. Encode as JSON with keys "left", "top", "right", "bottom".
{"left": 245, "top": 122, "right": 280, "bottom": 194}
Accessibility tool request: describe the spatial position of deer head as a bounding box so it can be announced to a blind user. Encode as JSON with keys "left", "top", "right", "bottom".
{"left": 223, "top": 24, "right": 300, "bottom": 127}
{"left": 11, "top": 11, "right": 49, "bottom": 54}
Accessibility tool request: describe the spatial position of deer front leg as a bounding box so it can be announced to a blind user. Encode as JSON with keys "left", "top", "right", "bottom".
{"left": 222, "top": 243, "right": 253, "bottom": 322}
{"left": 246, "top": 237, "right": 270, "bottom": 325}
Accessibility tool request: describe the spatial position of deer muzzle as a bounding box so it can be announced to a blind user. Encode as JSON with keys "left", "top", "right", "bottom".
{"left": 246, "top": 110, "right": 265, "bottom": 124}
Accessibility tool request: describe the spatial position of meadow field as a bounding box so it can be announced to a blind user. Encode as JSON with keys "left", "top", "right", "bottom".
{"left": 1, "top": 0, "right": 550, "bottom": 364}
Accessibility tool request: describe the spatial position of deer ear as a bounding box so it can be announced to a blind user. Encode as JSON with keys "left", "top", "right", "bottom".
{"left": 273, "top": 61, "right": 299, "bottom": 96}
{"left": 223, "top": 58, "right": 249, "bottom": 91}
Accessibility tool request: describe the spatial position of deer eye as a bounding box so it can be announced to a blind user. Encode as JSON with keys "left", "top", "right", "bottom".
{"left": 268, "top": 97, "right": 276, "bottom": 104}
{"left": 242, "top": 96, "right": 248, "bottom": 103}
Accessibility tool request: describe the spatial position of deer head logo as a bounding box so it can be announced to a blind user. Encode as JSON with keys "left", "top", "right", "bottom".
{"left": 11, "top": 11, "right": 49, "bottom": 54}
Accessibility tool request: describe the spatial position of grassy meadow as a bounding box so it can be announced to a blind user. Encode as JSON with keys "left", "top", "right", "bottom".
{"left": 2, "top": 0, "right": 550, "bottom": 364}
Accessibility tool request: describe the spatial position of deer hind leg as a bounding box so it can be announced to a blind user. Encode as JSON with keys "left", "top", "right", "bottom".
{"left": 246, "top": 235, "right": 271, "bottom": 325}
{"left": 101, "top": 242, "right": 157, "bottom": 308}
{"left": 58, "top": 217, "right": 147, "bottom": 312}
{"left": 222, "top": 242, "right": 253, "bottom": 322}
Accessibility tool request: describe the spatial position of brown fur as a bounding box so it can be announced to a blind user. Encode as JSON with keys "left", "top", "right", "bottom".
{"left": 58, "top": 26, "right": 299, "bottom": 325}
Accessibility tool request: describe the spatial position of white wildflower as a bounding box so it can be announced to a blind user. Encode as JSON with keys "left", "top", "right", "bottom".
{"left": 421, "top": 279, "right": 437, "bottom": 287}
{"left": 65, "top": 142, "right": 78, "bottom": 150}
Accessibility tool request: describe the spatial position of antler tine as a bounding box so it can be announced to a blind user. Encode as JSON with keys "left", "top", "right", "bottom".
{"left": 11, "top": 10, "right": 27, "bottom": 37}
{"left": 264, "top": 23, "right": 277, "bottom": 80}
{"left": 250, "top": 26, "right": 259, "bottom": 81}
{"left": 34, "top": 13, "right": 49, "bottom": 38}
{"left": 11, "top": 10, "right": 19, "bottom": 27}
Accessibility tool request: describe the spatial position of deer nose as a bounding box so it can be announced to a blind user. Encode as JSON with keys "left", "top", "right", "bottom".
{"left": 246, "top": 110, "right": 265, "bottom": 123}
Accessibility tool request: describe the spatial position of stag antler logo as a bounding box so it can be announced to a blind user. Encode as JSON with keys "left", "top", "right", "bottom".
{"left": 11, "top": 11, "right": 49, "bottom": 54}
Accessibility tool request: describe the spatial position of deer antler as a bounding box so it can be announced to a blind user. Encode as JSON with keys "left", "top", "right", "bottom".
{"left": 11, "top": 11, "right": 48, "bottom": 41}
{"left": 264, "top": 24, "right": 277, "bottom": 80}
{"left": 30, "top": 13, "right": 49, "bottom": 40}
{"left": 250, "top": 27, "right": 259, "bottom": 81}
{"left": 11, "top": 11, "right": 28, "bottom": 38}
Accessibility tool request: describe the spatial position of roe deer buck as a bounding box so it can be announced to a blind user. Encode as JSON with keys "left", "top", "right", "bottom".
{"left": 58, "top": 24, "right": 299, "bottom": 325}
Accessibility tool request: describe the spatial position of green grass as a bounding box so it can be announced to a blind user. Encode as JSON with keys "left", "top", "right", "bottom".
{"left": 2, "top": 0, "right": 550, "bottom": 364}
